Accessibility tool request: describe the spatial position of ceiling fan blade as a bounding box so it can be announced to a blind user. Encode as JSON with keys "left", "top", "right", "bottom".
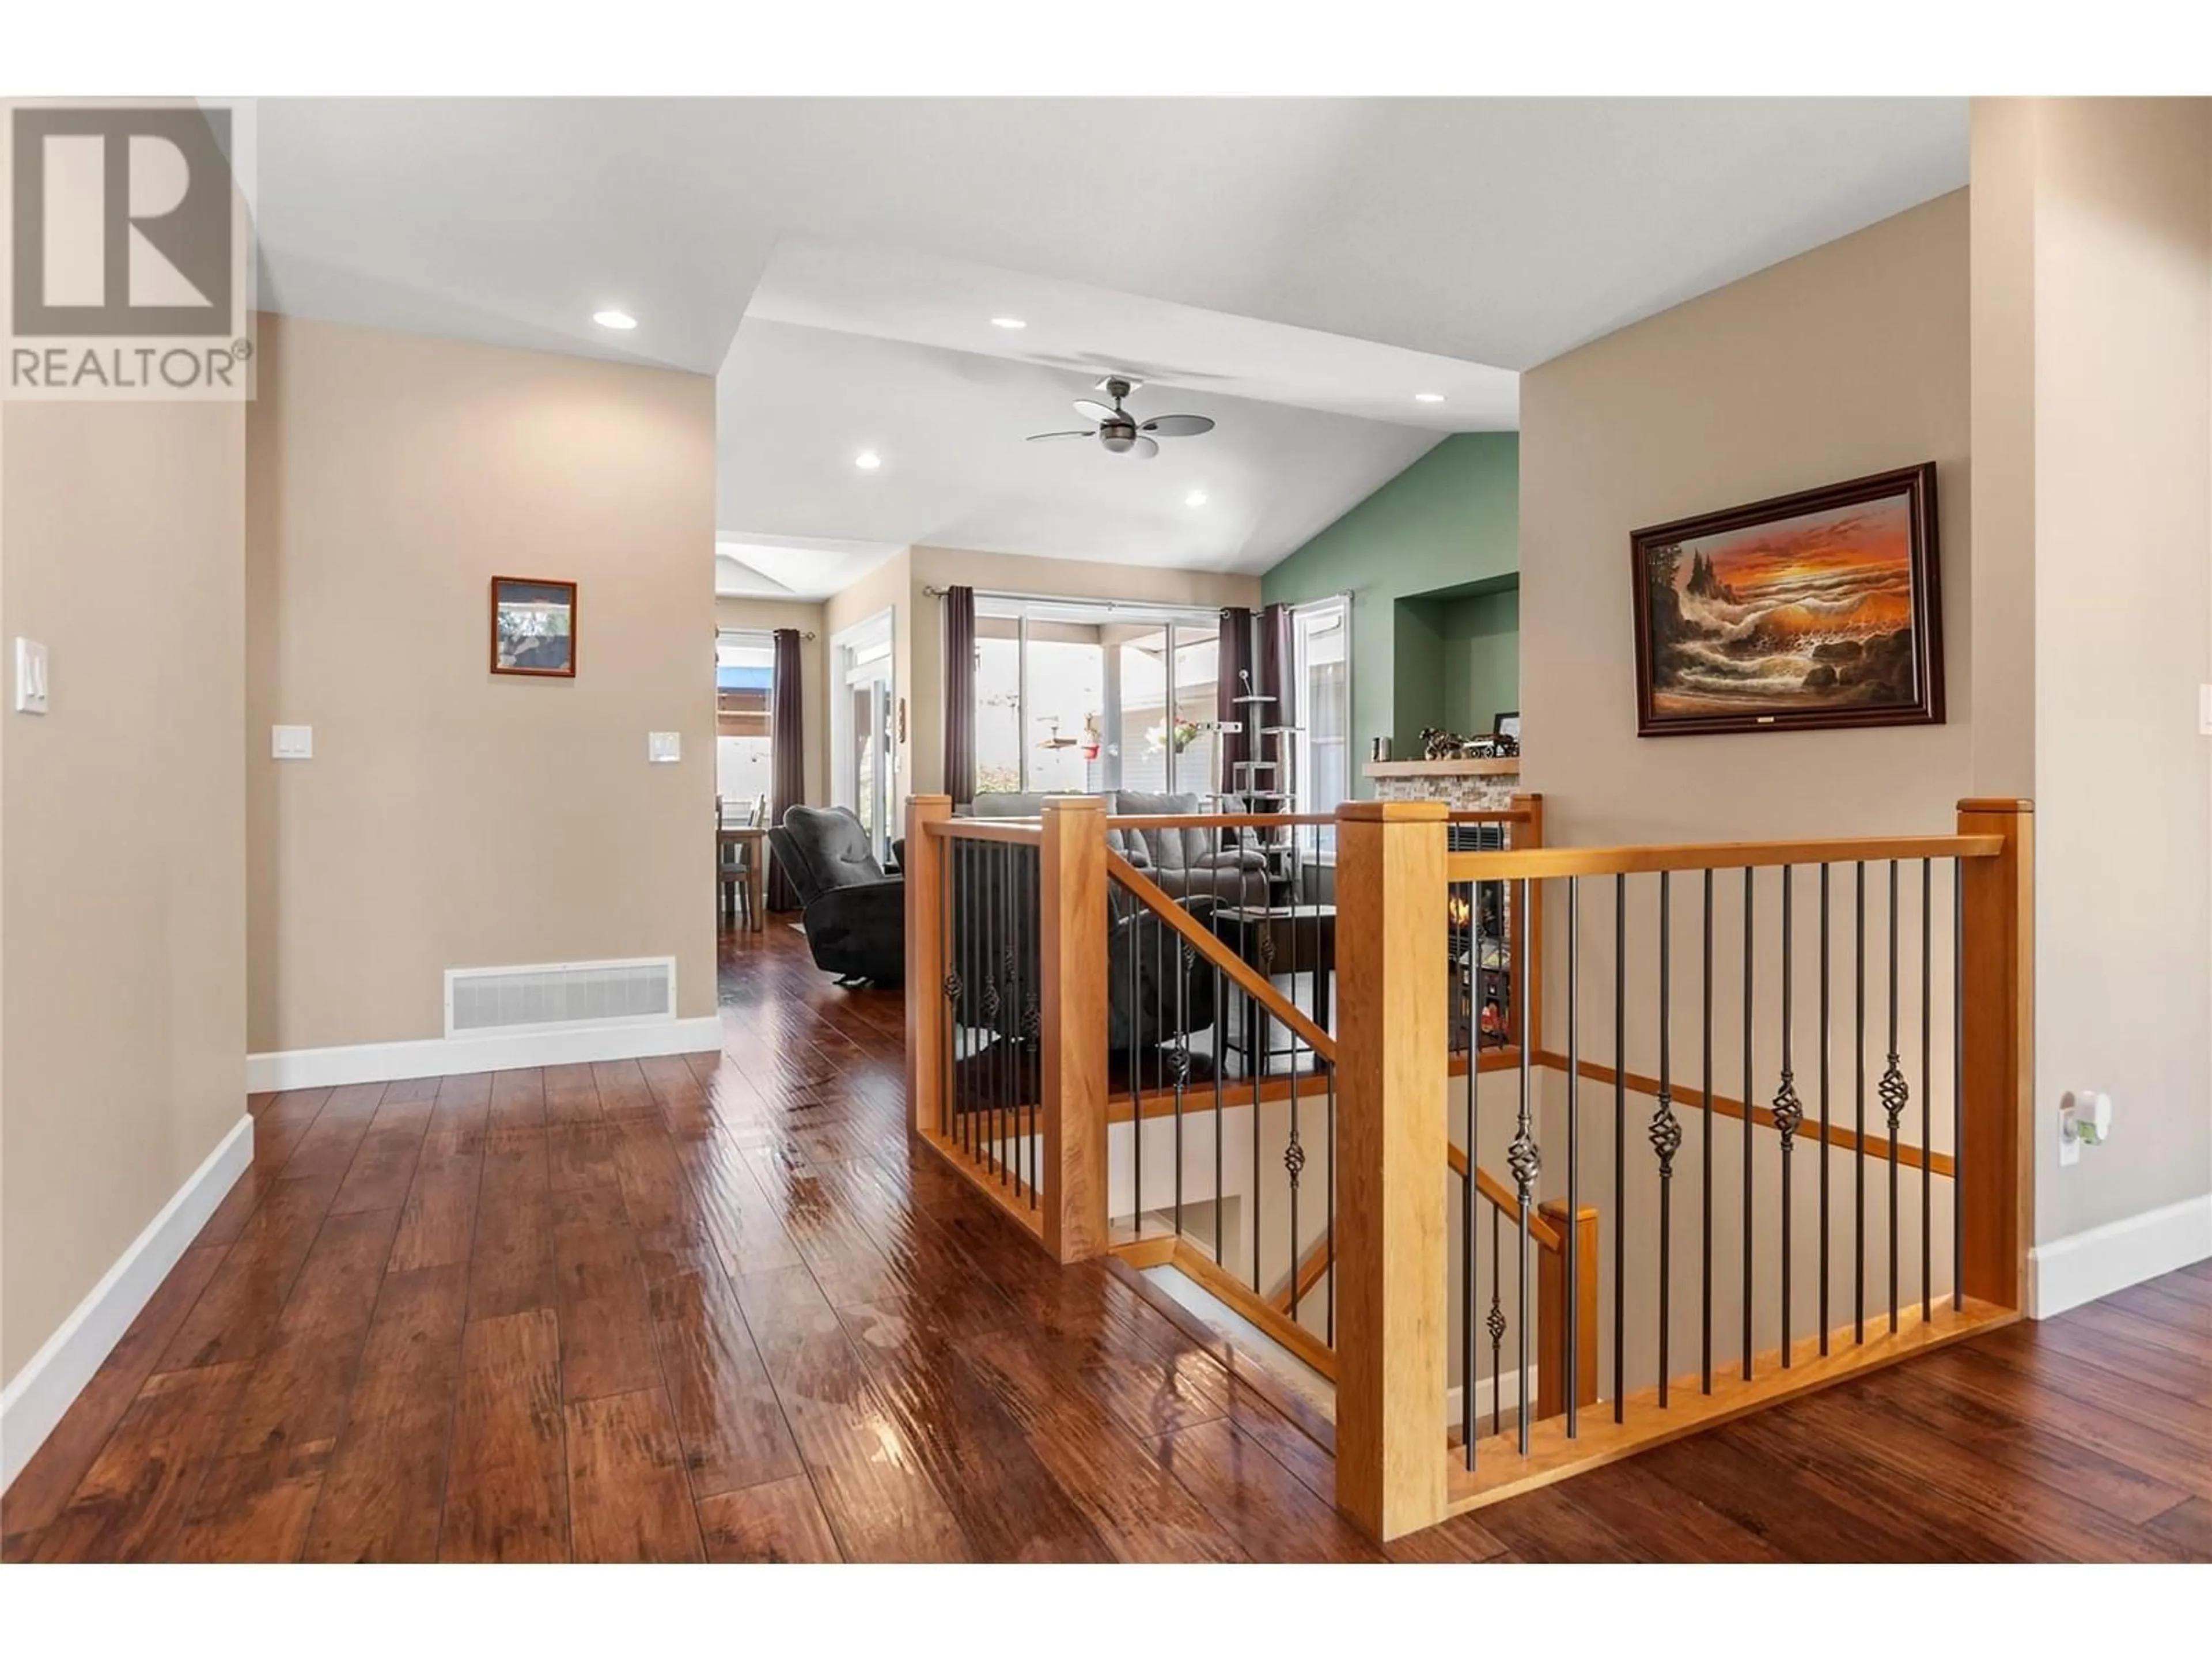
{"left": 1073, "top": 398, "right": 1119, "bottom": 423}
{"left": 1026, "top": 429, "right": 1096, "bottom": 442}
{"left": 1139, "top": 414, "right": 1215, "bottom": 438}
{"left": 1131, "top": 435, "right": 1160, "bottom": 459}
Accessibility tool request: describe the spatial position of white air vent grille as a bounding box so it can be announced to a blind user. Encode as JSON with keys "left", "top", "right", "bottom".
{"left": 444, "top": 956, "right": 677, "bottom": 1039}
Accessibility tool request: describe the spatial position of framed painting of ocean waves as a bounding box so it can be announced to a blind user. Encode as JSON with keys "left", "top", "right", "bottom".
{"left": 1629, "top": 463, "right": 1944, "bottom": 737}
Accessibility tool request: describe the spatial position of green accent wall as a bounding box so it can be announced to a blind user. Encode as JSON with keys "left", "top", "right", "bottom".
{"left": 1260, "top": 432, "right": 1519, "bottom": 790}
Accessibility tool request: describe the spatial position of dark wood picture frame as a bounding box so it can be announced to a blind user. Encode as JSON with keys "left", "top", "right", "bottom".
{"left": 1629, "top": 463, "right": 1942, "bottom": 737}
{"left": 489, "top": 575, "right": 578, "bottom": 679}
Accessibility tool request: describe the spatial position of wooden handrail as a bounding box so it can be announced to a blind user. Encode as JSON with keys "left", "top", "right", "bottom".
{"left": 1444, "top": 833, "right": 2002, "bottom": 882}
{"left": 1104, "top": 851, "right": 1337, "bottom": 1062}
{"left": 1531, "top": 1051, "right": 1957, "bottom": 1177}
{"left": 1104, "top": 809, "right": 1530, "bottom": 830}
{"left": 1447, "top": 1145, "right": 1565, "bottom": 1251}
{"left": 927, "top": 819, "right": 1044, "bottom": 843}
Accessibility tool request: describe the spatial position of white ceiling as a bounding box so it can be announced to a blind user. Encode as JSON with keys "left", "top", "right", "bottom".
{"left": 253, "top": 97, "right": 1968, "bottom": 584}
{"left": 746, "top": 238, "right": 1520, "bottom": 431}
{"left": 715, "top": 534, "right": 905, "bottom": 600}
{"left": 718, "top": 320, "right": 1441, "bottom": 578}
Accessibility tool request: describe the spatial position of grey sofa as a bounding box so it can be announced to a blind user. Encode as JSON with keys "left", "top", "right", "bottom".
{"left": 967, "top": 790, "right": 1271, "bottom": 907}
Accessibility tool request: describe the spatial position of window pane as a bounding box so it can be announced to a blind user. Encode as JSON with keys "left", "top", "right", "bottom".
{"left": 1027, "top": 637, "right": 1104, "bottom": 794}
{"left": 974, "top": 619, "right": 1022, "bottom": 796}
{"left": 1294, "top": 600, "right": 1350, "bottom": 855}
{"left": 1172, "top": 620, "right": 1220, "bottom": 799}
{"left": 1116, "top": 627, "right": 1171, "bottom": 796}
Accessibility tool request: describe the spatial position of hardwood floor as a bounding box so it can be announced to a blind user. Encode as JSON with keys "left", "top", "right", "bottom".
{"left": 5, "top": 920, "right": 2207, "bottom": 1562}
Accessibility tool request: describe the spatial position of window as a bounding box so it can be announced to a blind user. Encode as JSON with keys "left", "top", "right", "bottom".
{"left": 969, "top": 597, "right": 1221, "bottom": 796}
{"left": 715, "top": 629, "right": 775, "bottom": 810}
{"left": 1291, "top": 597, "right": 1351, "bottom": 841}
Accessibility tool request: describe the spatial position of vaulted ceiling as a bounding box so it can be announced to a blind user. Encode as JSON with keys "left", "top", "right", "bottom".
{"left": 253, "top": 98, "right": 1968, "bottom": 587}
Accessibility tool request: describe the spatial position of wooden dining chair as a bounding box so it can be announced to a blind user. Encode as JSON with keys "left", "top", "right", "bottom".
{"left": 717, "top": 798, "right": 760, "bottom": 930}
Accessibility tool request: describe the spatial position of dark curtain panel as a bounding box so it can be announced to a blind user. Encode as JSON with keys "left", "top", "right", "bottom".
{"left": 1217, "top": 606, "right": 1255, "bottom": 791}
{"left": 1258, "top": 601, "right": 1294, "bottom": 781}
{"left": 767, "top": 627, "right": 805, "bottom": 912}
{"left": 943, "top": 585, "right": 977, "bottom": 806}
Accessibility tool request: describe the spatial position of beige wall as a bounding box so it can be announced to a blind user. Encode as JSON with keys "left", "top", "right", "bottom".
{"left": 1976, "top": 99, "right": 2212, "bottom": 1244}
{"left": 715, "top": 596, "right": 828, "bottom": 810}
{"left": 247, "top": 315, "right": 717, "bottom": 1051}
{"left": 1520, "top": 191, "right": 1974, "bottom": 846}
{"left": 903, "top": 545, "right": 1262, "bottom": 800}
{"left": 1518, "top": 193, "right": 1974, "bottom": 1385}
{"left": 1, "top": 399, "right": 246, "bottom": 1382}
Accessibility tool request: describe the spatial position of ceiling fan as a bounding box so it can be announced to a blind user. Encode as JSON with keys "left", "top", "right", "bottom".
{"left": 1027, "top": 376, "right": 1215, "bottom": 458}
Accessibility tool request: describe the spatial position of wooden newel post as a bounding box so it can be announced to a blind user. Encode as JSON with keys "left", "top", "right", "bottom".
{"left": 1956, "top": 798, "right": 2033, "bottom": 1312}
{"left": 1535, "top": 1203, "right": 1600, "bottom": 1421}
{"left": 1040, "top": 796, "right": 1108, "bottom": 1264}
{"left": 905, "top": 795, "right": 952, "bottom": 1139}
{"left": 1334, "top": 799, "right": 1449, "bottom": 1542}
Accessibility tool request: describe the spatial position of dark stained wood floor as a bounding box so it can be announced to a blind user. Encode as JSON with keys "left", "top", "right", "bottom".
{"left": 5, "top": 920, "right": 2208, "bottom": 1562}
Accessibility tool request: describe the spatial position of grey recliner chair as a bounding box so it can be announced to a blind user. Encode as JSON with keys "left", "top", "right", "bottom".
{"left": 766, "top": 805, "right": 904, "bottom": 987}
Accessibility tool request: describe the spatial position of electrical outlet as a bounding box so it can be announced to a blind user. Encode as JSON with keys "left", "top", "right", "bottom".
{"left": 2199, "top": 684, "right": 2212, "bottom": 737}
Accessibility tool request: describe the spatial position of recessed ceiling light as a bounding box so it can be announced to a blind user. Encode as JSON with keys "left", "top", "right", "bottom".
{"left": 991, "top": 317, "right": 1027, "bottom": 330}
{"left": 1185, "top": 490, "right": 1208, "bottom": 507}
{"left": 1414, "top": 391, "right": 1445, "bottom": 403}
{"left": 593, "top": 309, "right": 638, "bottom": 331}
{"left": 854, "top": 450, "right": 882, "bottom": 471}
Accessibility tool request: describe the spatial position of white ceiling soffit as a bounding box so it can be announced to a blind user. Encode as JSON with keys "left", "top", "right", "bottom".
{"left": 715, "top": 535, "right": 904, "bottom": 602}
{"left": 745, "top": 238, "right": 1518, "bottom": 430}
{"left": 254, "top": 98, "right": 1965, "bottom": 377}
{"left": 717, "top": 319, "right": 1441, "bottom": 575}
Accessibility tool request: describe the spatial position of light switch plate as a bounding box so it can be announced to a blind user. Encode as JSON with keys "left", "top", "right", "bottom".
{"left": 2199, "top": 684, "right": 2212, "bottom": 736}
{"left": 647, "top": 731, "right": 681, "bottom": 764}
{"left": 13, "top": 638, "right": 50, "bottom": 714}
{"left": 271, "top": 724, "right": 313, "bottom": 759}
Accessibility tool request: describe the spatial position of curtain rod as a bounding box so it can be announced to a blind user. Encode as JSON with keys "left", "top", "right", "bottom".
{"left": 718, "top": 626, "right": 816, "bottom": 641}
{"left": 922, "top": 584, "right": 1349, "bottom": 611}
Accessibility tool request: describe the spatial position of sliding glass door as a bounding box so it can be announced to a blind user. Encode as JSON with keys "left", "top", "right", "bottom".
{"left": 970, "top": 597, "right": 1220, "bottom": 797}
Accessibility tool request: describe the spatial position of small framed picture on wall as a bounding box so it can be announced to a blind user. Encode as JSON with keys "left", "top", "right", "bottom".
{"left": 490, "top": 576, "right": 578, "bottom": 677}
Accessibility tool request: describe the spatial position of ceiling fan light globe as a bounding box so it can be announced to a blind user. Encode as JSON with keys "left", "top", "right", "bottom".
{"left": 1099, "top": 428, "right": 1135, "bottom": 453}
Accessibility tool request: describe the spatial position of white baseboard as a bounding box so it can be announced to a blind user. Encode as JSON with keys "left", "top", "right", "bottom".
{"left": 2028, "top": 1193, "right": 2212, "bottom": 1319}
{"left": 245, "top": 1014, "right": 725, "bottom": 1092}
{"left": 1446, "top": 1366, "right": 1540, "bottom": 1426}
{"left": 1, "top": 1113, "right": 253, "bottom": 1494}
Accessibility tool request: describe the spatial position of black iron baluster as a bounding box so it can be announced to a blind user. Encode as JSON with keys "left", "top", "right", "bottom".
{"left": 1651, "top": 872, "right": 1679, "bottom": 1408}
{"left": 1001, "top": 846, "right": 1018, "bottom": 1188}
{"left": 1613, "top": 873, "right": 1626, "bottom": 1425}
{"left": 1952, "top": 861, "right": 1964, "bottom": 1313}
{"left": 940, "top": 839, "right": 957, "bottom": 1144}
{"left": 1854, "top": 860, "right": 1866, "bottom": 1344}
{"left": 1128, "top": 881, "right": 1142, "bottom": 1235}
{"left": 1921, "top": 858, "right": 1933, "bottom": 1322}
{"left": 1463, "top": 878, "right": 1478, "bottom": 1467}
{"left": 1819, "top": 863, "right": 1831, "bottom": 1355}
{"left": 1700, "top": 868, "right": 1713, "bottom": 1395}
{"left": 1883, "top": 860, "right": 1908, "bottom": 1333}
{"left": 1488, "top": 1201, "right": 1504, "bottom": 1440}
{"left": 1214, "top": 954, "right": 1226, "bottom": 1267}
{"left": 1287, "top": 1044, "right": 1304, "bottom": 1321}
{"left": 1741, "top": 866, "right": 1754, "bottom": 1381}
{"left": 1175, "top": 925, "right": 1189, "bottom": 1241}
{"left": 1251, "top": 922, "right": 1263, "bottom": 1294}
{"left": 1775, "top": 867, "right": 1802, "bottom": 1368}
{"left": 1512, "top": 877, "right": 1537, "bottom": 1455}
{"left": 1566, "top": 876, "right": 1581, "bottom": 1438}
